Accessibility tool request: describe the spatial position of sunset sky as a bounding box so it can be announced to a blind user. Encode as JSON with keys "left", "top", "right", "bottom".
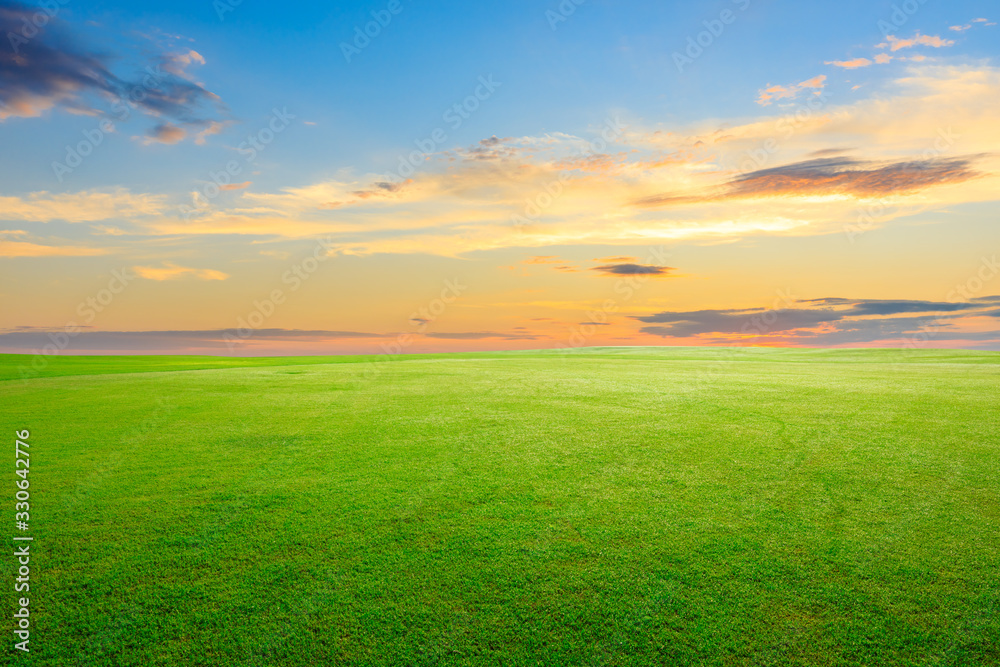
{"left": 2, "top": 0, "right": 999, "bottom": 355}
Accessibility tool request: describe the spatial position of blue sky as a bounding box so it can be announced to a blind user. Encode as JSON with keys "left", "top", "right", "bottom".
{"left": 2, "top": 0, "right": 1000, "bottom": 354}
{"left": 5, "top": 0, "right": 995, "bottom": 193}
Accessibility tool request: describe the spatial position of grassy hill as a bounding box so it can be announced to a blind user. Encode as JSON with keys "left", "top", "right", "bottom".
{"left": 2, "top": 348, "right": 998, "bottom": 665}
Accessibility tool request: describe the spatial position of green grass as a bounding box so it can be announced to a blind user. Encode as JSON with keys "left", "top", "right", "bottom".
{"left": 2, "top": 347, "right": 999, "bottom": 666}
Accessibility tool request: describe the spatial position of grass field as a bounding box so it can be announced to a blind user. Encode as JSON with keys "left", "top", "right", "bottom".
{"left": 2, "top": 347, "right": 999, "bottom": 666}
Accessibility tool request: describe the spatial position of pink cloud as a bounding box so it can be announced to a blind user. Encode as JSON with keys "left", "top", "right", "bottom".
{"left": 756, "top": 75, "right": 826, "bottom": 105}
{"left": 883, "top": 33, "right": 955, "bottom": 52}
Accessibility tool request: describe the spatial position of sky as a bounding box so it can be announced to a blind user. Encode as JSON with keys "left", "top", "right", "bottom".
{"left": 1, "top": 0, "right": 999, "bottom": 356}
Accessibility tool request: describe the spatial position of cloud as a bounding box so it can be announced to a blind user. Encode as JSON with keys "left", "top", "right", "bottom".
{"left": 874, "top": 53, "right": 893, "bottom": 64}
{"left": 0, "top": 328, "right": 386, "bottom": 352}
{"left": 143, "top": 65, "right": 1000, "bottom": 256}
{"left": 458, "top": 135, "right": 521, "bottom": 162}
{"left": 142, "top": 123, "right": 187, "bottom": 145}
{"left": 826, "top": 58, "right": 873, "bottom": 69}
{"left": 634, "top": 155, "right": 981, "bottom": 207}
{"left": 635, "top": 297, "right": 1000, "bottom": 345}
{"left": 590, "top": 263, "right": 675, "bottom": 277}
{"left": 880, "top": 33, "right": 955, "bottom": 52}
{"left": 802, "top": 298, "right": 985, "bottom": 316}
{"left": 0, "top": 189, "right": 165, "bottom": 222}
{"left": 0, "top": 2, "right": 224, "bottom": 139}
{"left": 638, "top": 308, "right": 843, "bottom": 337}
{"left": 951, "top": 18, "right": 995, "bottom": 31}
{"left": 756, "top": 75, "right": 826, "bottom": 106}
{"left": 220, "top": 181, "right": 252, "bottom": 191}
{"left": 0, "top": 239, "right": 109, "bottom": 257}
{"left": 132, "top": 262, "right": 229, "bottom": 281}
{"left": 194, "top": 120, "right": 232, "bottom": 145}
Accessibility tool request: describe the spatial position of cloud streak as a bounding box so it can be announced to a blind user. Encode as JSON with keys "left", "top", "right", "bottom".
{"left": 132, "top": 262, "right": 229, "bottom": 281}
{"left": 634, "top": 156, "right": 981, "bottom": 207}
{"left": 636, "top": 297, "right": 1000, "bottom": 346}
{"left": 0, "top": 2, "right": 224, "bottom": 141}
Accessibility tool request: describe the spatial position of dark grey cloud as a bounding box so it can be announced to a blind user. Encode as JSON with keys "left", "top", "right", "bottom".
{"left": 591, "top": 263, "right": 675, "bottom": 277}
{"left": 808, "top": 148, "right": 855, "bottom": 158}
{"left": 0, "top": 2, "right": 223, "bottom": 137}
{"left": 638, "top": 308, "right": 842, "bottom": 337}
{"left": 352, "top": 181, "right": 408, "bottom": 199}
{"left": 634, "top": 155, "right": 982, "bottom": 207}
{"left": 0, "top": 329, "right": 384, "bottom": 352}
{"left": 636, "top": 297, "right": 1000, "bottom": 347}
{"left": 458, "top": 135, "right": 519, "bottom": 161}
{"left": 772, "top": 317, "right": 1000, "bottom": 347}
{"left": 803, "top": 298, "right": 985, "bottom": 316}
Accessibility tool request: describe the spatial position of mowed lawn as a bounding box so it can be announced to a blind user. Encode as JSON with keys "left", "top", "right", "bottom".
{"left": 2, "top": 348, "right": 999, "bottom": 666}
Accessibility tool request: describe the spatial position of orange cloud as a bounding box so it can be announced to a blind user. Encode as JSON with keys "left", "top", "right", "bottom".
{"left": 142, "top": 123, "right": 187, "bottom": 145}
{"left": 220, "top": 181, "right": 252, "bottom": 191}
{"left": 826, "top": 58, "right": 873, "bottom": 69}
{"left": 194, "top": 121, "right": 232, "bottom": 146}
{"left": 881, "top": 33, "right": 954, "bottom": 52}
{"left": 0, "top": 240, "right": 110, "bottom": 258}
{"left": 0, "top": 189, "right": 165, "bottom": 222}
{"left": 757, "top": 75, "right": 826, "bottom": 105}
{"left": 133, "top": 262, "right": 229, "bottom": 281}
